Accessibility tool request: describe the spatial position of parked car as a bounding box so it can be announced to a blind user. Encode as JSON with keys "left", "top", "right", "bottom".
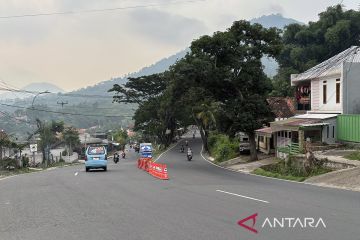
{"left": 85, "top": 146, "right": 107, "bottom": 172}
{"left": 238, "top": 132, "right": 250, "bottom": 154}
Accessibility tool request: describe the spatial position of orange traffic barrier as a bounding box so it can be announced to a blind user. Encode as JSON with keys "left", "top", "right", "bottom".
{"left": 149, "top": 162, "right": 169, "bottom": 180}
{"left": 138, "top": 158, "right": 152, "bottom": 171}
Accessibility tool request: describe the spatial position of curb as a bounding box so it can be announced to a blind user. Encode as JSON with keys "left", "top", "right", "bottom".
{"left": 199, "top": 145, "right": 359, "bottom": 192}
{"left": 0, "top": 163, "right": 81, "bottom": 183}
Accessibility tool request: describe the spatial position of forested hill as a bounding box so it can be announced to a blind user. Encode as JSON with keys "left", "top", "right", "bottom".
{"left": 70, "top": 14, "right": 301, "bottom": 96}
{"left": 250, "top": 13, "right": 303, "bottom": 29}
{"left": 70, "top": 50, "right": 188, "bottom": 96}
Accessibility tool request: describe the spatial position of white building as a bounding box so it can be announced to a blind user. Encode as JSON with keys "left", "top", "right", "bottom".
{"left": 257, "top": 46, "right": 360, "bottom": 156}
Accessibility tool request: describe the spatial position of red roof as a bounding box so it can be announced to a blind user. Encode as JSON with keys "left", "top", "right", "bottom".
{"left": 255, "top": 127, "right": 273, "bottom": 134}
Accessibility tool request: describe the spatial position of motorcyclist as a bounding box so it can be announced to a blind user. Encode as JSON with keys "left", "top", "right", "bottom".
{"left": 180, "top": 144, "right": 184, "bottom": 153}
{"left": 114, "top": 153, "right": 119, "bottom": 163}
{"left": 185, "top": 140, "right": 189, "bottom": 147}
{"left": 121, "top": 151, "right": 126, "bottom": 159}
{"left": 187, "top": 147, "right": 193, "bottom": 161}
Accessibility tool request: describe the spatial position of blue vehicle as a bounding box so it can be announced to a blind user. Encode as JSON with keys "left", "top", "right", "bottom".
{"left": 85, "top": 146, "right": 108, "bottom": 172}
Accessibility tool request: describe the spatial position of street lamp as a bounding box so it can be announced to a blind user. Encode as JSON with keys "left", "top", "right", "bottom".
{"left": 31, "top": 91, "right": 50, "bottom": 107}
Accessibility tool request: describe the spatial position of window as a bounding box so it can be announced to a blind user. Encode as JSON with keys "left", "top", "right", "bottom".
{"left": 285, "top": 132, "right": 288, "bottom": 138}
{"left": 281, "top": 131, "right": 284, "bottom": 137}
{"left": 323, "top": 83, "right": 327, "bottom": 104}
{"left": 336, "top": 79, "right": 341, "bottom": 104}
{"left": 327, "top": 126, "right": 329, "bottom": 138}
{"left": 259, "top": 136, "right": 264, "bottom": 143}
{"left": 278, "top": 132, "right": 280, "bottom": 137}
{"left": 289, "top": 132, "right": 292, "bottom": 139}
{"left": 333, "top": 126, "right": 335, "bottom": 138}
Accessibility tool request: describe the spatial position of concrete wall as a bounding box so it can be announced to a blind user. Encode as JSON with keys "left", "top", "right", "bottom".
{"left": 321, "top": 117, "right": 337, "bottom": 144}
{"left": 343, "top": 62, "right": 360, "bottom": 114}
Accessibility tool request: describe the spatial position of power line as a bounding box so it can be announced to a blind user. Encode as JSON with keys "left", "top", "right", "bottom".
{"left": 0, "top": 103, "right": 133, "bottom": 118}
{"left": 0, "top": 0, "right": 205, "bottom": 19}
{"left": 0, "top": 87, "right": 115, "bottom": 99}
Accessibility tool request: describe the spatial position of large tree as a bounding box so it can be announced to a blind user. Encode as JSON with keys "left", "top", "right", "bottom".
{"left": 189, "top": 20, "right": 282, "bottom": 160}
{"left": 273, "top": 4, "right": 360, "bottom": 96}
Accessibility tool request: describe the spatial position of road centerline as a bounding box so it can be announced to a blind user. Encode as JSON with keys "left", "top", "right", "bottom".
{"left": 216, "top": 190, "right": 269, "bottom": 204}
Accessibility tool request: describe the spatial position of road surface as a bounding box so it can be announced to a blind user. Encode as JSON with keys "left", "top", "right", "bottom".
{"left": 0, "top": 137, "right": 359, "bottom": 240}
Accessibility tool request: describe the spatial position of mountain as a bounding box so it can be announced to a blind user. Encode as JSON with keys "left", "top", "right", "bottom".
{"left": 251, "top": 14, "right": 303, "bottom": 77}
{"left": 250, "top": 13, "right": 303, "bottom": 29}
{"left": 0, "top": 82, "right": 64, "bottom": 100}
{"left": 22, "top": 82, "right": 64, "bottom": 93}
{"left": 71, "top": 50, "right": 188, "bottom": 96}
{"left": 8, "top": 14, "right": 301, "bottom": 104}
{"left": 72, "top": 14, "right": 301, "bottom": 96}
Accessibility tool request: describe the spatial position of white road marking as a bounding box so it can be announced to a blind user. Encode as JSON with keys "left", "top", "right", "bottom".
{"left": 74, "top": 172, "right": 79, "bottom": 176}
{"left": 154, "top": 140, "right": 184, "bottom": 162}
{"left": 216, "top": 190, "right": 269, "bottom": 204}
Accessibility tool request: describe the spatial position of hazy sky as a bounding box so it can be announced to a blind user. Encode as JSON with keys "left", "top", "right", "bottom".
{"left": 0, "top": 0, "right": 357, "bottom": 91}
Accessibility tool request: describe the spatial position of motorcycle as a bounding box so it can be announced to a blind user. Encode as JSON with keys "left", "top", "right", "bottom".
{"left": 180, "top": 146, "right": 184, "bottom": 153}
{"left": 121, "top": 152, "right": 126, "bottom": 159}
{"left": 187, "top": 153, "right": 192, "bottom": 161}
{"left": 113, "top": 153, "right": 119, "bottom": 163}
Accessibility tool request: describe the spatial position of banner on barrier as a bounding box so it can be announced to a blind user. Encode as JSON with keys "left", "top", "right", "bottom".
{"left": 149, "top": 162, "right": 169, "bottom": 180}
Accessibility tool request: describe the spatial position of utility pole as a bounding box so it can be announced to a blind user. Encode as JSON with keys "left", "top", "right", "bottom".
{"left": 57, "top": 101, "right": 68, "bottom": 108}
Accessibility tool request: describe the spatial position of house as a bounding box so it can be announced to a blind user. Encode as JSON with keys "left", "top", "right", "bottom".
{"left": 258, "top": 46, "right": 360, "bottom": 157}
{"left": 256, "top": 97, "right": 296, "bottom": 154}
{"left": 291, "top": 46, "right": 360, "bottom": 115}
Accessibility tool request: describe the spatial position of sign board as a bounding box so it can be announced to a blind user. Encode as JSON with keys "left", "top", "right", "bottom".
{"left": 140, "top": 143, "right": 152, "bottom": 153}
{"left": 30, "top": 144, "right": 37, "bottom": 153}
{"left": 140, "top": 143, "right": 152, "bottom": 158}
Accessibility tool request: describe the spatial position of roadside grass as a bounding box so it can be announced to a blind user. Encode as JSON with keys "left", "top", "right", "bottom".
{"left": 252, "top": 161, "right": 332, "bottom": 182}
{"left": 0, "top": 168, "right": 38, "bottom": 178}
{"left": 253, "top": 168, "right": 306, "bottom": 182}
{"left": 0, "top": 161, "right": 80, "bottom": 179}
{"left": 344, "top": 151, "right": 360, "bottom": 161}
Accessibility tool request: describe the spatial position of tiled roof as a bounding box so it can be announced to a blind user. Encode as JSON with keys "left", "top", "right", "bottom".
{"left": 267, "top": 97, "right": 296, "bottom": 119}
{"left": 291, "top": 46, "right": 360, "bottom": 83}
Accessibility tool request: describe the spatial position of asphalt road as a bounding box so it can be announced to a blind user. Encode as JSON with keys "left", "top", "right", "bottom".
{"left": 0, "top": 136, "right": 359, "bottom": 240}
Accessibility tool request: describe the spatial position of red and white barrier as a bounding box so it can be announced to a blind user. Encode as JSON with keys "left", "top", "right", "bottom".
{"left": 148, "top": 162, "right": 169, "bottom": 180}
{"left": 137, "top": 157, "right": 169, "bottom": 180}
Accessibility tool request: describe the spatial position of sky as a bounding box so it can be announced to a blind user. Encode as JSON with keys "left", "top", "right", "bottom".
{"left": 0, "top": 0, "right": 357, "bottom": 92}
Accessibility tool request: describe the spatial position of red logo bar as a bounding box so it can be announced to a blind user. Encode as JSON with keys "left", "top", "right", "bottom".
{"left": 238, "top": 213, "right": 258, "bottom": 234}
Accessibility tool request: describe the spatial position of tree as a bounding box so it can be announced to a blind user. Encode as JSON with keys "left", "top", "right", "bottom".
{"left": 110, "top": 20, "right": 281, "bottom": 161}
{"left": 112, "top": 129, "right": 128, "bottom": 150}
{"left": 0, "top": 131, "right": 11, "bottom": 160}
{"left": 189, "top": 20, "right": 282, "bottom": 160}
{"left": 273, "top": 4, "right": 360, "bottom": 96}
{"left": 36, "top": 119, "right": 64, "bottom": 164}
{"left": 109, "top": 73, "right": 169, "bottom": 105}
{"left": 194, "top": 103, "right": 217, "bottom": 152}
{"left": 62, "top": 127, "right": 80, "bottom": 155}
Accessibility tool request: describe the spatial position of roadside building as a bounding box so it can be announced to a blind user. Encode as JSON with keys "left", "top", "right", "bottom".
{"left": 257, "top": 46, "right": 360, "bottom": 157}
{"left": 256, "top": 97, "right": 296, "bottom": 154}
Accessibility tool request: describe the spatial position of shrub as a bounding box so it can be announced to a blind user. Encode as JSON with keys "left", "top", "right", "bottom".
{"left": 22, "top": 156, "right": 29, "bottom": 168}
{"left": 254, "top": 159, "right": 332, "bottom": 181}
{"left": 208, "top": 133, "right": 239, "bottom": 162}
{"left": 0, "top": 158, "right": 18, "bottom": 170}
